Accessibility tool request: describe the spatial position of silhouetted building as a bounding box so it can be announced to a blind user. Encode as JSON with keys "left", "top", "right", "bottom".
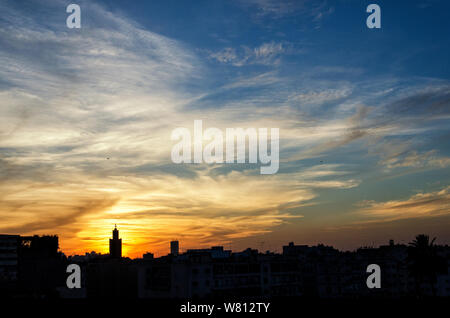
{"left": 143, "top": 252, "right": 154, "bottom": 260}
{"left": 109, "top": 225, "right": 122, "bottom": 259}
{"left": 0, "top": 235, "right": 19, "bottom": 284}
{"left": 2, "top": 234, "right": 67, "bottom": 298}
{"left": 170, "top": 240, "right": 179, "bottom": 256}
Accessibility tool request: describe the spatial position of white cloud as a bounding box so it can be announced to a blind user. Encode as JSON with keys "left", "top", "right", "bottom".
{"left": 209, "top": 42, "right": 285, "bottom": 66}
{"left": 288, "top": 88, "right": 352, "bottom": 105}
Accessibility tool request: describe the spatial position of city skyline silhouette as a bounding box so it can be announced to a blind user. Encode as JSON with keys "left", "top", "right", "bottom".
{"left": 1, "top": 230, "right": 449, "bottom": 299}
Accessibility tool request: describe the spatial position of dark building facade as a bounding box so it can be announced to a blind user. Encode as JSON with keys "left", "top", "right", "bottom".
{"left": 0, "top": 235, "right": 19, "bottom": 285}
{"left": 0, "top": 234, "right": 67, "bottom": 298}
{"left": 134, "top": 242, "right": 450, "bottom": 299}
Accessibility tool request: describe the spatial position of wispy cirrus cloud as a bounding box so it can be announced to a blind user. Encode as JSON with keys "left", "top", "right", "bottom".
{"left": 378, "top": 148, "right": 450, "bottom": 170}
{"left": 354, "top": 186, "right": 450, "bottom": 223}
{"left": 238, "top": 0, "right": 334, "bottom": 23}
{"left": 208, "top": 41, "right": 286, "bottom": 66}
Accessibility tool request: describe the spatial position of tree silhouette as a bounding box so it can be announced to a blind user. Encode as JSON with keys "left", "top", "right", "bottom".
{"left": 408, "top": 234, "right": 446, "bottom": 297}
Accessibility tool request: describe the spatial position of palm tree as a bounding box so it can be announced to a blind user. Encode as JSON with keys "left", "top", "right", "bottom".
{"left": 408, "top": 234, "right": 446, "bottom": 297}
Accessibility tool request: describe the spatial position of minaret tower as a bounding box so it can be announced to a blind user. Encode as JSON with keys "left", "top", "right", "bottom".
{"left": 109, "top": 224, "right": 122, "bottom": 258}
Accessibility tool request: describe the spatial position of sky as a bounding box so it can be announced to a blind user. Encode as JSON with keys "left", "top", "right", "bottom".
{"left": 0, "top": 0, "right": 449, "bottom": 258}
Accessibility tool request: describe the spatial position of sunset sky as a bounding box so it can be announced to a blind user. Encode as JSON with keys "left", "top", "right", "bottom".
{"left": 0, "top": 0, "right": 449, "bottom": 258}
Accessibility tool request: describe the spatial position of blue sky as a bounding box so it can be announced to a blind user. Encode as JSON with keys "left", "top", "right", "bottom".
{"left": 0, "top": 0, "right": 449, "bottom": 256}
{"left": 97, "top": 0, "right": 450, "bottom": 78}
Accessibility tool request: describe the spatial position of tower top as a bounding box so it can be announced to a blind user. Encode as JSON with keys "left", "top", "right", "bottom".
{"left": 112, "top": 225, "right": 119, "bottom": 240}
{"left": 110, "top": 224, "right": 122, "bottom": 258}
